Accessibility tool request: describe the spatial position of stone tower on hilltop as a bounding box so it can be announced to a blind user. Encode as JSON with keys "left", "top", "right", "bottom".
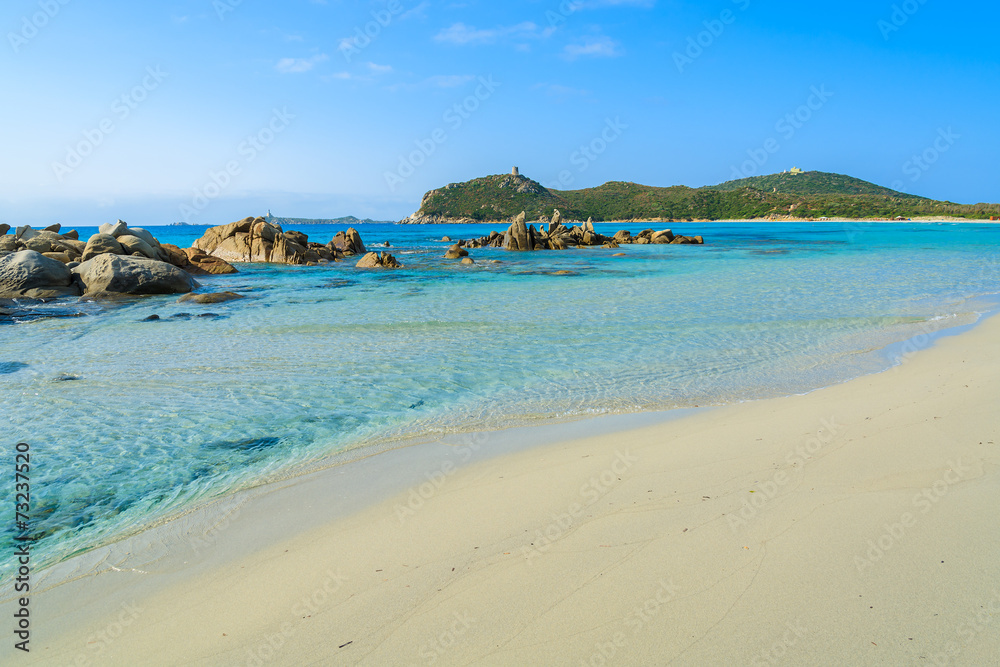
{"left": 511, "top": 166, "right": 519, "bottom": 176}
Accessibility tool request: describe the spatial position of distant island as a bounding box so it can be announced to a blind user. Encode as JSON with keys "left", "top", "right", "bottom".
{"left": 264, "top": 213, "right": 393, "bottom": 226}
{"left": 169, "top": 215, "right": 391, "bottom": 227}
{"left": 401, "top": 168, "right": 1000, "bottom": 223}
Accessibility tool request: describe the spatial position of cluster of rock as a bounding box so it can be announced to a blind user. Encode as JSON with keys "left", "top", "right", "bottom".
{"left": 0, "top": 221, "right": 214, "bottom": 299}
{"left": 607, "top": 228, "right": 704, "bottom": 246}
{"left": 192, "top": 217, "right": 366, "bottom": 265}
{"left": 443, "top": 210, "right": 704, "bottom": 253}
{"left": 0, "top": 215, "right": 389, "bottom": 301}
{"left": 355, "top": 252, "right": 402, "bottom": 268}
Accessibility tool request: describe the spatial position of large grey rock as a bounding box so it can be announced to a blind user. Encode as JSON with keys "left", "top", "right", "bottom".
{"left": 329, "top": 228, "right": 366, "bottom": 256}
{"left": 73, "top": 254, "right": 198, "bottom": 295}
{"left": 81, "top": 233, "right": 124, "bottom": 261}
{"left": 55, "top": 238, "right": 86, "bottom": 256}
{"left": 0, "top": 236, "right": 17, "bottom": 252}
{"left": 0, "top": 224, "right": 10, "bottom": 236}
{"left": 44, "top": 223, "right": 61, "bottom": 233}
{"left": 285, "top": 230, "right": 308, "bottom": 246}
{"left": 117, "top": 234, "right": 159, "bottom": 260}
{"left": 503, "top": 212, "right": 532, "bottom": 251}
{"left": 125, "top": 227, "right": 160, "bottom": 248}
{"left": 99, "top": 220, "right": 128, "bottom": 238}
{"left": 651, "top": 229, "right": 675, "bottom": 244}
{"left": 549, "top": 209, "right": 562, "bottom": 233}
{"left": 0, "top": 250, "right": 81, "bottom": 298}
{"left": 22, "top": 231, "right": 66, "bottom": 254}
{"left": 193, "top": 217, "right": 333, "bottom": 265}
{"left": 15, "top": 226, "right": 38, "bottom": 241}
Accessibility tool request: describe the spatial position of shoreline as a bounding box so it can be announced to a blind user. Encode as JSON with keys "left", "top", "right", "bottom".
{"left": 8, "top": 298, "right": 988, "bottom": 582}
{"left": 7, "top": 305, "right": 1000, "bottom": 664}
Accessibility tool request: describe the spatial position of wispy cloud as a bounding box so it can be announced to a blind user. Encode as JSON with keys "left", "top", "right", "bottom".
{"left": 434, "top": 21, "right": 555, "bottom": 46}
{"left": 368, "top": 62, "right": 393, "bottom": 74}
{"left": 275, "top": 54, "right": 329, "bottom": 73}
{"left": 400, "top": 1, "right": 430, "bottom": 20}
{"left": 385, "top": 74, "right": 476, "bottom": 92}
{"left": 533, "top": 82, "right": 592, "bottom": 96}
{"left": 562, "top": 35, "right": 622, "bottom": 60}
{"left": 321, "top": 72, "right": 353, "bottom": 82}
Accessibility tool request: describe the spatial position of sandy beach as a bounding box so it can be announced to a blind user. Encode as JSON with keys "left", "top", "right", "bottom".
{"left": 14, "top": 313, "right": 1000, "bottom": 666}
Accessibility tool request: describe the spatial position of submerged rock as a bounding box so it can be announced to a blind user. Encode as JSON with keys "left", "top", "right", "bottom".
{"left": 177, "top": 291, "right": 244, "bottom": 304}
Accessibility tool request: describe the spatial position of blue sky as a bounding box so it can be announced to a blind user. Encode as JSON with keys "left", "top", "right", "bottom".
{"left": 3, "top": 0, "right": 998, "bottom": 225}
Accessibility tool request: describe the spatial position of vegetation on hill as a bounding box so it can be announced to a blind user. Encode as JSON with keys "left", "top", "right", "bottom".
{"left": 709, "top": 171, "right": 915, "bottom": 198}
{"left": 411, "top": 171, "right": 999, "bottom": 222}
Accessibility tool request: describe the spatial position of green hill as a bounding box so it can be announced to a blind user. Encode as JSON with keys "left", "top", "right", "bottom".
{"left": 708, "top": 171, "right": 918, "bottom": 198}
{"left": 406, "top": 170, "right": 999, "bottom": 222}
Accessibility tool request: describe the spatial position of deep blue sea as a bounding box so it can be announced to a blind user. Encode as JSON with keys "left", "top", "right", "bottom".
{"left": 3, "top": 220, "right": 999, "bottom": 572}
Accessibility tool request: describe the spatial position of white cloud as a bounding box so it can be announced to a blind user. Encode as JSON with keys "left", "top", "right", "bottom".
{"left": 425, "top": 74, "right": 475, "bottom": 87}
{"left": 434, "top": 21, "right": 554, "bottom": 46}
{"left": 533, "top": 83, "right": 591, "bottom": 96}
{"left": 562, "top": 36, "right": 622, "bottom": 60}
{"left": 275, "top": 54, "right": 329, "bottom": 73}
{"left": 385, "top": 74, "right": 476, "bottom": 92}
{"left": 367, "top": 62, "right": 393, "bottom": 74}
{"left": 400, "top": 1, "right": 430, "bottom": 20}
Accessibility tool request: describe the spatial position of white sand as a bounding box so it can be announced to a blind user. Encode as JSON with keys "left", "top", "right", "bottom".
{"left": 13, "top": 316, "right": 1000, "bottom": 666}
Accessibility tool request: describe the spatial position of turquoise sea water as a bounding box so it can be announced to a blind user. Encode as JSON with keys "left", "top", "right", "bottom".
{"left": 2, "top": 220, "right": 999, "bottom": 573}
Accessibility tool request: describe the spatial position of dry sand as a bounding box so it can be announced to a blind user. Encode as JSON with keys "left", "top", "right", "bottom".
{"left": 13, "top": 315, "right": 1000, "bottom": 666}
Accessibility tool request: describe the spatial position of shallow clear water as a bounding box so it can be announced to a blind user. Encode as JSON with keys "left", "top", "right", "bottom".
{"left": 2, "top": 220, "right": 999, "bottom": 572}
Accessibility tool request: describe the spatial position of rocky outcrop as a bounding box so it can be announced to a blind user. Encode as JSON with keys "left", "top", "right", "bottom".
{"left": 356, "top": 252, "right": 402, "bottom": 268}
{"left": 81, "top": 234, "right": 124, "bottom": 261}
{"left": 477, "top": 211, "right": 705, "bottom": 251}
{"left": 1, "top": 227, "right": 87, "bottom": 261}
{"left": 154, "top": 244, "right": 236, "bottom": 276}
{"left": 0, "top": 221, "right": 223, "bottom": 299}
{"left": 444, "top": 243, "right": 469, "bottom": 259}
{"left": 72, "top": 254, "right": 198, "bottom": 296}
{"left": 330, "top": 228, "right": 366, "bottom": 256}
{"left": 0, "top": 250, "right": 80, "bottom": 298}
{"left": 193, "top": 217, "right": 363, "bottom": 265}
{"left": 182, "top": 248, "right": 239, "bottom": 275}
